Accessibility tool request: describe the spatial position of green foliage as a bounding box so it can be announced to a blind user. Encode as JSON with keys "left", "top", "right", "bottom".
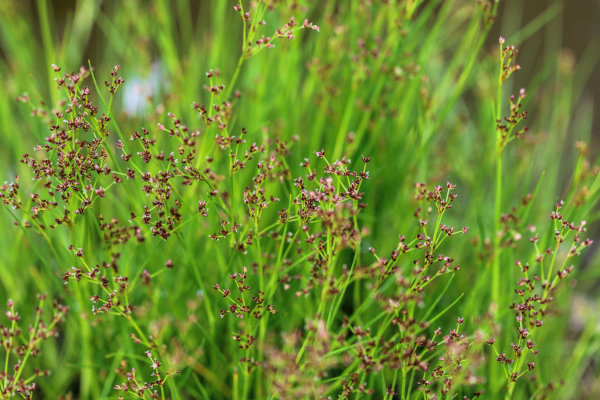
{"left": 0, "top": 0, "right": 599, "bottom": 399}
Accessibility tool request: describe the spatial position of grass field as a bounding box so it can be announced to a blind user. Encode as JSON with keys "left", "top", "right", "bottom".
{"left": 1, "top": 1, "right": 599, "bottom": 399}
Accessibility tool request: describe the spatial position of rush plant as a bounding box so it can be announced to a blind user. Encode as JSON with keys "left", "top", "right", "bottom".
{"left": 0, "top": 1, "right": 599, "bottom": 399}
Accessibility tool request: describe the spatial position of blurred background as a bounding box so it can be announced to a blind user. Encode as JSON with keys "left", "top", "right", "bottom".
{"left": 1, "top": 0, "right": 599, "bottom": 152}
{"left": 495, "top": 0, "right": 600, "bottom": 150}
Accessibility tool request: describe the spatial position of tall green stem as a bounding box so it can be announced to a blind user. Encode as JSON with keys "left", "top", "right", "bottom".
{"left": 492, "top": 147, "right": 502, "bottom": 311}
{"left": 491, "top": 41, "right": 504, "bottom": 313}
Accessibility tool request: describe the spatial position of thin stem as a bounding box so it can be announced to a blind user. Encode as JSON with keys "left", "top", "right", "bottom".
{"left": 491, "top": 39, "right": 505, "bottom": 313}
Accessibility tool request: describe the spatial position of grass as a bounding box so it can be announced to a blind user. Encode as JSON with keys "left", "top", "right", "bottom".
{"left": 0, "top": 0, "right": 599, "bottom": 399}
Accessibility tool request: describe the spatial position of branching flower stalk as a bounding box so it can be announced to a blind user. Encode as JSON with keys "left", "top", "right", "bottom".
{"left": 491, "top": 37, "right": 528, "bottom": 312}
{"left": 496, "top": 201, "right": 594, "bottom": 398}
{"left": 64, "top": 247, "right": 175, "bottom": 400}
{"left": 0, "top": 295, "right": 67, "bottom": 400}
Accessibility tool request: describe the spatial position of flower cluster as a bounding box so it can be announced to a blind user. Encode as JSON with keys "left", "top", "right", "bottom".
{"left": 0, "top": 295, "right": 67, "bottom": 400}
{"left": 113, "top": 349, "right": 178, "bottom": 399}
{"left": 214, "top": 266, "right": 277, "bottom": 320}
{"left": 490, "top": 200, "right": 594, "bottom": 387}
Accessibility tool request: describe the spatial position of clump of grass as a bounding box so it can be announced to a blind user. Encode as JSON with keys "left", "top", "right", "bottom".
{"left": 0, "top": 0, "right": 599, "bottom": 399}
